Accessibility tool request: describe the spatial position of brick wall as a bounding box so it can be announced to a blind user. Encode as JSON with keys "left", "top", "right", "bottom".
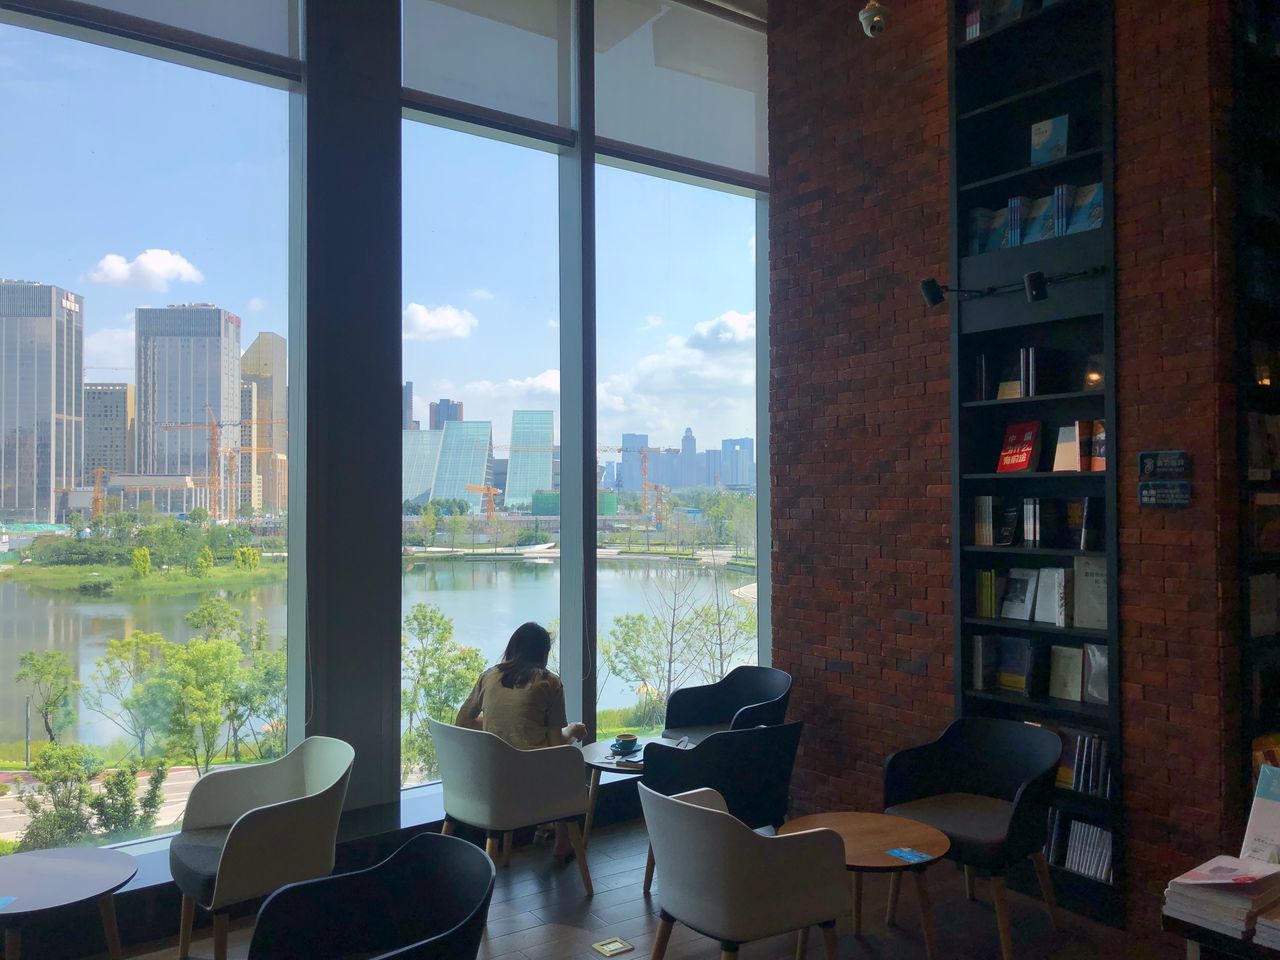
{"left": 769, "top": 0, "right": 1238, "bottom": 937}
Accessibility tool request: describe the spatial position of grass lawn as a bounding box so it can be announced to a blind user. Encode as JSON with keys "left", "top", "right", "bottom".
{"left": 0, "top": 561, "right": 286, "bottom": 597}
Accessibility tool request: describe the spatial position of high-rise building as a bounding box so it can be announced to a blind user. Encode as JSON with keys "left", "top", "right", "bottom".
{"left": 239, "top": 380, "right": 262, "bottom": 513}
{"left": 504, "top": 410, "right": 554, "bottom": 510}
{"left": 620, "top": 432, "right": 648, "bottom": 492}
{"left": 402, "top": 381, "right": 418, "bottom": 430}
{"left": 701, "top": 448, "right": 722, "bottom": 487}
{"left": 679, "top": 427, "right": 697, "bottom": 488}
{"left": 0, "top": 280, "right": 83, "bottom": 522}
{"left": 240, "top": 331, "right": 287, "bottom": 512}
{"left": 402, "top": 428, "right": 443, "bottom": 506}
{"left": 428, "top": 397, "right": 463, "bottom": 430}
{"left": 431, "top": 420, "right": 491, "bottom": 510}
{"left": 721, "top": 437, "right": 755, "bottom": 488}
{"left": 136, "top": 304, "right": 242, "bottom": 517}
{"left": 84, "top": 383, "right": 135, "bottom": 477}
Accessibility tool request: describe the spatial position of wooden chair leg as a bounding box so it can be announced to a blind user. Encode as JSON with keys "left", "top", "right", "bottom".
{"left": 852, "top": 870, "right": 864, "bottom": 936}
{"left": 991, "top": 876, "right": 1015, "bottom": 960}
{"left": 98, "top": 893, "right": 123, "bottom": 959}
{"left": 885, "top": 872, "right": 901, "bottom": 925}
{"left": 502, "top": 831, "right": 514, "bottom": 868}
{"left": 178, "top": 894, "right": 194, "bottom": 958}
{"left": 213, "top": 913, "right": 229, "bottom": 960}
{"left": 795, "top": 926, "right": 809, "bottom": 959}
{"left": 650, "top": 912, "right": 675, "bottom": 960}
{"left": 821, "top": 921, "right": 839, "bottom": 960}
{"left": 484, "top": 833, "right": 500, "bottom": 863}
{"left": 643, "top": 843, "right": 656, "bottom": 893}
{"left": 439, "top": 818, "right": 454, "bottom": 836}
{"left": 1031, "top": 852, "right": 1059, "bottom": 929}
{"left": 5, "top": 928, "right": 21, "bottom": 960}
{"left": 567, "top": 819, "right": 593, "bottom": 896}
{"left": 964, "top": 865, "right": 975, "bottom": 901}
{"left": 719, "top": 942, "right": 739, "bottom": 960}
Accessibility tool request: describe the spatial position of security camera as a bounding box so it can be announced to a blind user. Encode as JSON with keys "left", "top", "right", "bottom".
{"left": 859, "top": 0, "right": 887, "bottom": 37}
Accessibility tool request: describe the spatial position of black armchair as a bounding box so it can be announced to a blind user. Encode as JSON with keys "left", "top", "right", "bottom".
{"left": 661, "top": 665, "right": 792, "bottom": 744}
{"left": 248, "top": 832, "right": 495, "bottom": 960}
{"left": 883, "top": 717, "right": 1062, "bottom": 960}
{"left": 640, "top": 721, "right": 804, "bottom": 892}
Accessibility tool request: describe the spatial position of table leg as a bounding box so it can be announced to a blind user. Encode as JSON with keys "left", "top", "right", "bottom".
{"left": 5, "top": 927, "right": 20, "bottom": 960}
{"left": 913, "top": 870, "right": 938, "bottom": 960}
{"left": 583, "top": 767, "right": 602, "bottom": 848}
{"left": 795, "top": 925, "right": 808, "bottom": 959}
{"left": 852, "top": 871, "right": 863, "bottom": 936}
{"left": 885, "top": 872, "right": 901, "bottom": 926}
{"left": 1186, "top": 942, "right": 1201, "bottom": 960}
{"left": 98, "top": 893, "right": 123, "bottom": 960}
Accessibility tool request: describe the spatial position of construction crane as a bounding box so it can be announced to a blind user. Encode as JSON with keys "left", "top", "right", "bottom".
{"left": 643, "top": 481, "right": 669, "bottom": 529}
{"left": 597, "top": 444, "right": 651, "bottom": 509}
{"left": 465, "top": 484, "right": 502, "bottom": 522}
{"left": 91, "top": 467, "right": 107, "bottom": 519}
{"left": 158, "top": 404, "right": 227, "bottom": 521}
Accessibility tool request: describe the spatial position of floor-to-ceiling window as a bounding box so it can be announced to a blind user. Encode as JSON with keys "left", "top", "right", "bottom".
{"left": 0, "top": 11, "right": 297, "bottom": 851}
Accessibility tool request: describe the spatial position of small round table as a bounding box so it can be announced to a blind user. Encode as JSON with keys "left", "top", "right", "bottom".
{"left": 0, "top": 846, "right": 137, "bottom": 960}
{"left": 780, "top": 813, "right": 950, "bottom": 960}
{"left": 579, "top": 737, "right": 682, "bottom": 846}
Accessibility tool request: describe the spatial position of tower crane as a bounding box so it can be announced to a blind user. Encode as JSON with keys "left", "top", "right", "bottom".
{"left": 465, "top": 484, "right": 502, "bottom": 522}
{"left": 643, "top": 481, "right": 669, "bottom": 529}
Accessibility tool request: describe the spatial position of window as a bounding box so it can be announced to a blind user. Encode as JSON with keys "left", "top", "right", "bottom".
{"left": 594, "top": 163, "right": 761, "bottom": 737}
{"left": 399, "top": 121, "right": 561, "bottom": 786}
{"left": 0, "top": 22, "right": 292, "bottom": 851}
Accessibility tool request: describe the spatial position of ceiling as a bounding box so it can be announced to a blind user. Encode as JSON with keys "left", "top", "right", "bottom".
{"left": 708, "top": 0, "right": 767, "bottom": 22}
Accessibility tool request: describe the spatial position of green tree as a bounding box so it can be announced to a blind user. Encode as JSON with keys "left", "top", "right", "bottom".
{"left": 83, "top": 632, "right": 173, "bottom": 757}
{"left": 233, "top": 546, "right": 261, "bottom": 570}
{"left": 445, "top": 513, "right": 467, "bottom": 549}
{"left": 89, "top": 760, "right": 169, "bottom": 840}
{"left": 400, "top": 603, "right": 485, "bottom": 784}
{"left": 66, "top": 511, "right": 85, "bottom": 532}
{"left": 16, "top": 743, "right": 101, "bottom": 851}
{"left": 131, "top": 546, "right": 152, "bottom": 578}
{"left": 186, "top": 507, "right": 210, "bottom": 527}
{"left": 195, "top": 545, "right": 215, "bottom": 577}
{"left": 163, "top": 636, "right": 243, "bottom": 773}
{"left": 16, "top": 651, "right": 79, "bottom": 743}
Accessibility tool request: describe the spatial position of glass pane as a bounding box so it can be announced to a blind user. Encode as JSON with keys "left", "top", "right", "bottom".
{"left": 596, "top": 0, "right": 767, "bottom": 176}
{"left": 75, "top": 0, "right": 298, "bottom": 58}
{"left": 595, "top": 164, "right": 760, "bottom": 739}
{"left": 0, "top": 24, "right": 291, "bottom": 851}
{"left": 401, "top": 121, "right": 561, "bottom": 786}
{"left": 403, "top": 0, "right": 570, "bottom": 126}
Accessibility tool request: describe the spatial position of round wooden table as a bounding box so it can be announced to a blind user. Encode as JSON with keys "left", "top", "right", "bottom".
{"left": 780, "top": 812, "right": 950, "bottom": 960}
{"left": 579, "top": 737, "right": 683, "bottom": 846}
{"left": 0, "top": 846, "right": 137, "bottom": 960}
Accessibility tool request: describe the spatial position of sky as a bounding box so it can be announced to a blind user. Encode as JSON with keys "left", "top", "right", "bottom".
{"left": 0, "top": 21, "right": 759, "bottom": 454}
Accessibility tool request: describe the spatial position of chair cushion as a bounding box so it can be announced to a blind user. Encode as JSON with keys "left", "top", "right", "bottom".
{"left": 660, "top": 724, "right": 729, "bottom": 746}
{"left": 169, "top": 826, "right": 230, "bottom": 907}
{"left": 886, "top": 793, "right": 1014, "bottom": 870}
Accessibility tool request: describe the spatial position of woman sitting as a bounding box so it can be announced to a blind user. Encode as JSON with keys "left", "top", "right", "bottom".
{"left": 455, "top": 621, "right": 587, "bottom": 859}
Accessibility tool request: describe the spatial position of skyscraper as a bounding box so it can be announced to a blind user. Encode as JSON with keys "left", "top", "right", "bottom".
{"left": 680, "top": 427, "right": 697, "bottom": 489}
{"left": 620, "top": 432, "right": 648, "bottom": 493}
{"left": 239, "top": 380, "right": 262, "bottom": 512}
{"left": 402, "top": 428, "right": 443, "bottom": 506}
{"left": 504, "top": 410, "right": 554, "bottom": 510}
{"left": 402, "top": 381, "right": 418, "bottom": 430}
{"left": 431, "top": 420, "right": 492, "bottom": 510}
{"left": 136, "top": 304, "right": 241, "bottom": 517}
{"left": 721, "top": 437, "right": 755, "bottom": 488}
{"left": 428, "top": 398, "right": 463, "bottom": 430}
{"left": 240, "top": 332, "right": 288, "bottom": 511}
{"left": 84, "top": 383, "right": 135, "bottom": 476}
{"left": 0, "top": 280, "right": 83, "bottom": 522}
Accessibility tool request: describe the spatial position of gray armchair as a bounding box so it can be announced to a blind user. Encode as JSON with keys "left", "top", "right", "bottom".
{"left": 661, "top": 665, "right": 792, "bottom": 745}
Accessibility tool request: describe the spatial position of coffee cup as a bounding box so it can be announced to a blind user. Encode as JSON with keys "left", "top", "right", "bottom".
{"left": 613, "top": 733, "right": 638, "bottom": 753}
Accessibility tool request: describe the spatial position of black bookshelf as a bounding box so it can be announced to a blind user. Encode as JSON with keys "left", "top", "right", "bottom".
{"left": 1237, "top": 2, "right": 1280, "bottom": 810}
{"left": 947, "top": 0, "right": 1121, "bottom": 927}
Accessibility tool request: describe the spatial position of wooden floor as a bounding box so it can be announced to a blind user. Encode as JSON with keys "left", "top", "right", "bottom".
{"left": 122, "top": 820, "right": 1151, "bottom": 960}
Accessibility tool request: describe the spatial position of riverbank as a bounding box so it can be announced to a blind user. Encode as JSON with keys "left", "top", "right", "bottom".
{"left": 0, "top": 561, "right": 287, "bottom": 597}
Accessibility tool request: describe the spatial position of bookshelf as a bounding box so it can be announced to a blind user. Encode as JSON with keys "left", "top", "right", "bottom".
{"left": 947, "top": 0, "right": 1121, "bottom": 926}
{"left": 1238, "top": 3, "right": 1280, "bottom": 812}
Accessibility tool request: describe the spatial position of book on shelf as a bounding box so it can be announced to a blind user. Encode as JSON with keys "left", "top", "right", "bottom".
{"left": 1052, "top": 421, "right": 1091, "bottom": 472}
{"left": 996, "top": 635, "right": 1033, "bottom": 693}
{"left": 1035, "top": 568, "right": 1073, "bottom": 627}
{"left": 1030, "top": 114, "right": 1069, "bottom": 166}
{"left": 1053, "top": 183, "right": 1076, "bottom": 238}
{"left": 973, "top": 634, "right": 1001, "bottom": 690}
{"left": 1001, "top": 567, "right": 1040, "bottom": 620}
{"left": 1021, "top": 195, "right": 1056, "bottom": 245}
{"left": 1022, "top": 498, "right": 1061, "bottom": 548}
{"left": 1047, "top": 812, "right": 1113, "bottom": 883}
{"left": 1067, "top": 182, "right": 1104, "bottom": 234}
{"left": 1072, "top": 556, "right": 1107, "bottom": 630}
{"left": 975, "top": 568, "right": 1008, "bottom": 618}
{"left": 1083, "top": 353, "right": 1105, "bottom": 390}
{"left": 1064, "top": 497, "right": 1100, "bottom": 551}
{"left": 969, "top": 207, "right": 994, "bottom": 255}
{"left": 1052, "top": 728, "right": 1110, "bottom": 797}
{"left": 1253, "top": 573, "right": 1279, "bottom": 639}
{"left": 1256, "top": 494, "right": 1280, "bottom": 553}
{"left": 980, "top": 0, "right": 1024, "bottom": 32}
{"left": 995, "top": 499, "right": 1021, "bottom": 546}
{"left": 1083, "top": 643, "right": 1109, "bottom": 705}
{"left": 986, "top": 206, "right": 1011, "bottom": 251}
{"left": 996, "top": 353, "right": 1023, "bottom": 399}
{"left": 997, "top": 421, "right": 1042, "bottom": 472}
{"left": 974, "top": 496, "right": 1020, "bottom": 546}
{"left": 1244, "top": 764, "right": 1280, "bottom": 864}
{"left": 1055, "top": 731, "right": 1078, "bottom": 788}
{"left": 964, "top": 0, "right": 982, "bottom": 40}
{"left": 1048, "top": 644, "right": 1083, "bottom": 700}
{"left": 1088, "top": 419, "right": 1107, "bottom": 472}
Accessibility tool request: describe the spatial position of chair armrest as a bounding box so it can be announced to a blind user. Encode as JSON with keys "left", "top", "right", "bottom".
{"left": 488, "top": 743, "right": 590, "bottom": 829}
{"left": 730, "top": 693, "right": 788, "bottom": 730}
{"left": 666, "top": 683, "right": 731, "bottom": 729}
{"left": 183, "top": 757, "right": 301, "bottom": 831}
{"left": 1006, "top": 765, "right": 1058, "bottom": 860}
{"left": 671, "top": 787, "right": 729, "bottom": 814}
{"left": 883, "top": 738, "right": 951, "bottom": 809}
{"left": 722, "top": 827, "right": 849, "bottom": 937}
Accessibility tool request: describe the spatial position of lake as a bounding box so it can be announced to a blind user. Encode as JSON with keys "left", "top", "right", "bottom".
{"left": 0, "top": 557, "right": 755, "bottom": 748}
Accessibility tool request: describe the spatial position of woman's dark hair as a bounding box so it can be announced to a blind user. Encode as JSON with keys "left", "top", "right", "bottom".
{"left": 496, "top": 622, "right": 553, "bottom": 689}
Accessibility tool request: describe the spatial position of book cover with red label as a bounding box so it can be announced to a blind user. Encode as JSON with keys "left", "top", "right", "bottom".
{"left": 997, "top": 420, "right": 1042, "bottom": 472}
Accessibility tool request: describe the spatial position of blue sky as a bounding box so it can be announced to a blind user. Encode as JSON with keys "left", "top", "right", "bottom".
{"left": 0, "top": 22, "right": 758, "bottom": 453}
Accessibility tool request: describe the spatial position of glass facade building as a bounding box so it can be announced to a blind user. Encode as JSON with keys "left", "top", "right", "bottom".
{"left": 84, "top": 382, "right": 135, "bottom": 476}
{"left": 504, "top": 410, "right": 554, "bottom": 510}
{"left": 430, "top": 419, "right": 492, "bottom": 510}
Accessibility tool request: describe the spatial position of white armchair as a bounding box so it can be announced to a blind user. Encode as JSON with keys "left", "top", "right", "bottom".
{"left": 427, "top": 717, "right": 594, "bottom": 895}
{"left": 169, "top": 736, "right": 355, "bottom": 960}
{"left": 638, "top": 784, "right": 848, "bottom": 960}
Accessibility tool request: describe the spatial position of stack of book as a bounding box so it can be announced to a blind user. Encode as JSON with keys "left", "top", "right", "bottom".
{"left": 1056, "top": 728, "right": 1112, "bottom": 796}
{"left": 971, "top": 558, "right": 1105, "bottom": 627}
{"left": 973, "top": 495, "right": 1099, "bottom": 550}
{"left": 967, "top": 182, "right": 1103, "bottom": 254}
{"left": 1046, "top": 813, "right": 1113, "bottom": 882}
{"left": 1163, "top": 857, "right": 1280, "bottom": 938}
{"left": 1257, "top": 903, "right": 1280, "bottom": 949}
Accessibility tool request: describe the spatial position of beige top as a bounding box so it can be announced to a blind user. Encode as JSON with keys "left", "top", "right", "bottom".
{"left": 456, "top": 665, "right": 569, "bottom": 750}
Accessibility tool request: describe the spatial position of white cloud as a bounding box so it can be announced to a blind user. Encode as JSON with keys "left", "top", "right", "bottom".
{"left": 402, "top": 303, "right": 479, "bottom": 342}
{"left": 641, "top": 314, "right": 664, "bottom": 331}
{"left": 468, "top": 288, "right": 496, "bottom": 301}
{"left": 84, "top": 326, "right": 135, "bottom": 375}
{"left": 548, "top": 319, "right": 559, "bottom": 329}
{"left": 463, "top": 369, "right": 560, "bottom": 399}
{"left": 246, "top": 296, "right": 267, "bottom": 313}
{"left": 89, "top": 249, "right": 204, "bottom": 291}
